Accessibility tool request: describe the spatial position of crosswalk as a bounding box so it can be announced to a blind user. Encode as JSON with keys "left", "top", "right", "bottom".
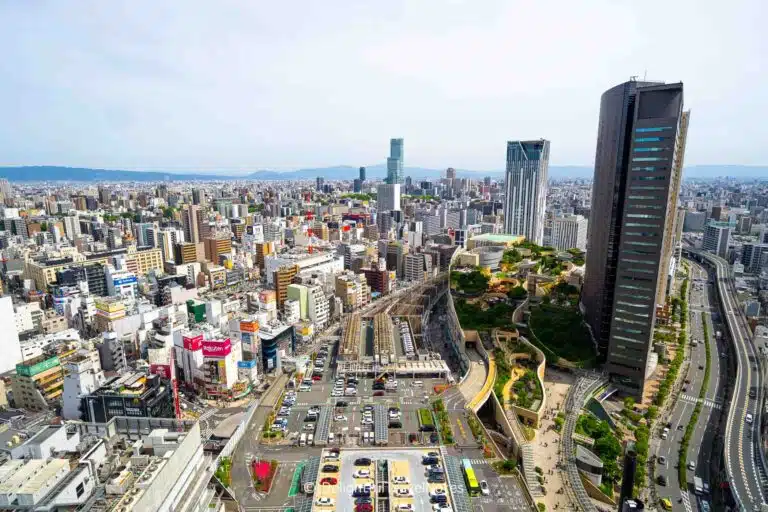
{"left": 464, "top": 458, "right": 488, "bottom": 466}
{"left": 680, "top": 394, "right": 722, "bottom": 410}
{"left": 681, "top": 490, "right": 693, "bottom": 512}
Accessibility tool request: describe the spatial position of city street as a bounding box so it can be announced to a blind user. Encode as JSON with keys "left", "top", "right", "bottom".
{"left": 653, "top": 262, "right": 723, "bottom": 511}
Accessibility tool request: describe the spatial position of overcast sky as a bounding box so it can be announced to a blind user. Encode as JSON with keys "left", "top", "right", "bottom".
{"left": 1, "top": 0, "right": 765, "bottom": 172}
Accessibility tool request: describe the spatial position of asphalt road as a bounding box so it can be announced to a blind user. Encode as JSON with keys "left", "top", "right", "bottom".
{"left": 653, "top": 263, "right": 722, "bottom": 511}
{"left": 707, "top": 253, "right": 767, "bottom": 510}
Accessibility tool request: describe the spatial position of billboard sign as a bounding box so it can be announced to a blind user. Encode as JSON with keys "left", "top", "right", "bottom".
{"left": 202, "top": 338, "right": 232, "bottom": 358}
{"left": 237, "top": 360, "right": 257, "bottom": 369}
{"left": 113, "top": 276, "right": 138, "bottom": 286}
{"left": 16, "top": 356, "right": 60, "bottom": 377}
{"left": 183, "top": 334, "right": 203, "bottom": 351}
{"left": 240, "top": 320, "right": 259, "bottom": 333}
{"left": 150, "top": 364, "right": 171, "bottom": 379}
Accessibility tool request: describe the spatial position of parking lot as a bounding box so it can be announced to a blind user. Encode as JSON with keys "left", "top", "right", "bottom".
{"left": 265, "top": 339, "right": 455, "bottom": 448}
{"left": 325, "top": 448, "right": 451, "bottom": 512}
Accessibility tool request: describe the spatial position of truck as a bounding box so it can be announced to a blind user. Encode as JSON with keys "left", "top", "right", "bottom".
{"left": 694, "top": 476, "right": 704, "bottom": 494}
{"left": 300, "top": 432, "right": 307, "bottom": 446}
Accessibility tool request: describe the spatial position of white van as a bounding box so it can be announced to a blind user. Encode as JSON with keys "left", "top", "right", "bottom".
{"left": 329, "top": 432, "right": 335, "bottom": 443}
{"left": 308, "top": 433, "right": 314, "bottom": 446}
{"left": 300, "top": 433, "right": 307, "bottom": 446}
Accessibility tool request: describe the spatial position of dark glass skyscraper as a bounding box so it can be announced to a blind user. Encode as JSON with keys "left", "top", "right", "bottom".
{"left": 583, "top": 79, "right": 690, "bottom": 395}
{"left": 359, "top": 166, "right": 366, "bottom": 182}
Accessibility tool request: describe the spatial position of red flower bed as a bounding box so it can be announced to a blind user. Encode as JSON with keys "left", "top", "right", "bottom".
{"left": 251, "top": 459, "right": 279, "bottom": 493}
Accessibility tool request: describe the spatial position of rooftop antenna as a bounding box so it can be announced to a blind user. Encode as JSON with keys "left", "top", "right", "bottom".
{"left": 643, "top": 69, "right": 647, "bottom": 81}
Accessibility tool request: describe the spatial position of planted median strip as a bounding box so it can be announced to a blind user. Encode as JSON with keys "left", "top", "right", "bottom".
{"left": 678, "top": 310, "right": 711, "bottom": 487}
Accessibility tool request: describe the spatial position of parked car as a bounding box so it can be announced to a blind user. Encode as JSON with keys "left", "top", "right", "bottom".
{"left": 355, "top": 457, "right": 372, "bottom": 466}
{"left": 321, "top": 464, "right": 339, "bottom": 473}
{"left": 356, "top": 505, "right": 373, "bottom": 512}
{"left": 315, "top": 497, "right": 334, "bottom": 506}
{"left": 320, "top": 477, "right": 338, "bottom": 485}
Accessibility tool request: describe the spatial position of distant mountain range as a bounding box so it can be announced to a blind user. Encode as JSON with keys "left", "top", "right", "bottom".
{"left": 0, "top": 164, "right": 765, "bottom": 182}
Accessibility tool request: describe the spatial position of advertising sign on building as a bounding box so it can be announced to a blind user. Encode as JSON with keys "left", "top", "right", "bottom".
{"left": 183, "top": 334, "right": 203, "bottom": 351}
{"left": 237, "top": 360, "right": 257, "bottom": 369}
{"left": 150, "top": 364, "right": 172, "bottom": 379}
{"left": 202, "top": 338, "right": 232, "bottom": 358}
{"left": 240, "top": 320, "right": 259, "bottom": 333}
{"left": 16, "top": 356, "right": 60, "bottom": 377}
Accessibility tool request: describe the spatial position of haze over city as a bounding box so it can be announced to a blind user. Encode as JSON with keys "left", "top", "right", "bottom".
{"left": 1, "top": 0, "right": 766, "bottom": 171}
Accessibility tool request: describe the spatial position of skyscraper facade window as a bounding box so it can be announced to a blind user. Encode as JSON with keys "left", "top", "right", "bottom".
{"left": 582, "top": 79, "right": 690, "bottom": 396}
{"left": 502, "top": 140, "right": 550, "bottom": 244}
{"left": 386, "top": 138, "right": 404, "bottom": 184}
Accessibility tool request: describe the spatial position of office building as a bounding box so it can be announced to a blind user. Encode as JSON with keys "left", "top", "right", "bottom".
{"left": 181, "top": 204, "right": 201, "bottom": 243}
{"left": 386, "top": 138, "right": 404, "bottom": 184}
{"left": 702, "top": 220, "right": 732, "bottom": 258}
{"left": 683, "top": 210, "right": 706, "bottom": 232}
{"left": 503, "top": 140, "right": 550, "bottom": 244}
{"left": 316, "top": 177, "right": 324, "bottom": 191}
{"left": 11, "top": 355, "right": 64, "bottom": 411}
{"left": 359, "top": 166, "right": 366, "bottom": 181}
{"left": 377, "top": 184, "right": 401, "bottom": 212}
{"left": 80, "top": 372, "right": 173, "bottom": 422}
{"left": 307, "top": 285, "right": 330, "bottom": 328}
{"left": 203, "top": 236, "right": 232, "bottom": 263}
{"left": 62, "top": 352, "right": 106, "bottom": 420}
{"left": 552, "top": 214, "right": 588, "bottom": 251}
{"left": 742, "top": 243, "right": 768, "bottom": 274}
{"left": 582, "top": 80, "right": 689, "bottom": 396}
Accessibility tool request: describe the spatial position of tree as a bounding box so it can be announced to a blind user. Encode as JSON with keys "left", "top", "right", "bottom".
{"left": 162, "top": 207, "right": 175, "bottom": 219}
{"left": 40, "top": 221, "right": 48, "bottom": 232}
{"left": 507, "top": 286, "right": 527, "bottom": 300}
{"left": 623, "top": 397, "right": 636, "bottom": 411}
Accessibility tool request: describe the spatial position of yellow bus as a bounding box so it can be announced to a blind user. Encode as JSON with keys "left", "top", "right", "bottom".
{"left": 461, "top": 459, "right": 480, "bottom": 496}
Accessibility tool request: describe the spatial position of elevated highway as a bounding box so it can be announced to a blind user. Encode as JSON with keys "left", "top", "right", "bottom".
{"left": 684, "top": 247, "right": 767, "bottom": 510}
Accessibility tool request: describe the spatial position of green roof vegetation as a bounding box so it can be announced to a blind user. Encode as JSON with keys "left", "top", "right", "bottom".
{"left": 527, "top": 303, "right": 595, "bottom": 365}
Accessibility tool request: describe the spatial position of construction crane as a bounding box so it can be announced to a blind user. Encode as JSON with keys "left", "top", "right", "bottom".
{"left": 307, "top": 227, "right": 314, "bottom": 254}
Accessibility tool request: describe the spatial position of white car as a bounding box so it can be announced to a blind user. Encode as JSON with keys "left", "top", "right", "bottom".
{"left": 354, "top": 469, "right": 371, "bottom": 478}
{"left": 304, "top": 423, "right": 316, "bottom": 431}
{"left": 395, "top": 488, "right": 412, "bottom": 497}
{"left": 397, "top": 505, "right": 414, "bottom": 511}
{"left": 746, "top": 413, "right": 754, "bottom": 424}
{"left": 687, "top": 460, "right": 695, "bottom": 470}
{"left": 430, "top": 488, "right": 446, "bottom": 497}
{"left": 392, "top": 475, "right": 409, "bottom": 484}
{"left": 335, "top": 415, "right": 347, "bottom": 421}
{"left": 432, "top": 506, "right": 451, "bottom": 512}
{"left": 315, "top": 497, "right": 334, "bottom": 506}
{"left": 480, "top": 480, "right": 490, "bottom": 496}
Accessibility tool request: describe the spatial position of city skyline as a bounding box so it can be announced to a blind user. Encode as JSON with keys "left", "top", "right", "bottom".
{"left": 1, "top": 1, "right": 765, "bottom": 170}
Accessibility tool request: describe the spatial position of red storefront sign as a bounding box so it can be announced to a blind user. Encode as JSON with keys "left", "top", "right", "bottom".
{"left": 150, "top": 364, "right": 171, "bottom": 379}
{"left": 183, "top": 334, "right": 203, "bottom": 351}
{"left": 202, "top": 338, "right": 232, "bottom": 358}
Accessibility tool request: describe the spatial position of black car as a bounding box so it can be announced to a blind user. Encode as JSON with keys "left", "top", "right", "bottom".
{"left": 336, "top": 401, "right": 348, "bottom": 407}
{"left": 355, "top": 458, "right": 372, "bottom": 466}
{"left": 657, "top": 475, "right": 667, "bottom": 486}
{"left": 372, "top": 383, "right": 385, "bottom": 390}
{"left": 431, "top": 495, "right": 448, "bottom": 504}
{"left": 426, "top": 451, "right": 439, "bottom": 457}
{"left": 389, "top": 421, "right": 402, "bottom": 429}
{"left": 422, "top": 457, "right": 439, "bottom": 465}
{"left": 353, "top": 488, "right": 371, "bottom": 497}
{"left": 428, "top": 475, "right": 446, "bottom": 483}
{"left": 355, "top": 498, "right": 372, "bottom": 505}
{"left": 322, "top": 465, "right": 339, "bottom": 473}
